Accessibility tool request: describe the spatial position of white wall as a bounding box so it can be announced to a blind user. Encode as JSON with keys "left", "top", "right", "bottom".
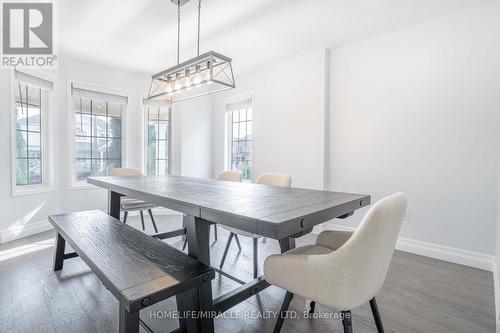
{"left": 327, "top": 1, "right": 500, "bottom": 256}
{"left": 213, "top": 50, "right": 327, "bottom": 190}
{"left": 172, "top": 95, "right": 213, "bottom": 178}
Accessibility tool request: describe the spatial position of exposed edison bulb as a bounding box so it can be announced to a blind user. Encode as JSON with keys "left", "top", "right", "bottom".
{"left": 193, "top": 65, "right": 202, "bottom": 85}
{"left": 174, "top": 73, "right": 182, "bottom": 90}
{"left": 184, "top": 69, "right": 192, "bottom": 88}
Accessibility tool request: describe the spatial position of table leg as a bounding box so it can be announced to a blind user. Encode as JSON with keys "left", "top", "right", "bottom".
{"left": 109, "top": 191, "right": 122, "bottom": 219}
{"left": 53, "top": 233, "right": 66, "bottom": 271}
{"left": 176, "top": 215, "right": 214, "bottom": 333}
{"left": 119, "top": 302, "right": 139, "bottom": 333}
{"left": 279, "top": 237, "right": 296, "bottom": 253}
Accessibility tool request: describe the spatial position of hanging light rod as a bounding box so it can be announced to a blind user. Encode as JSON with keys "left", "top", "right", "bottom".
{"left": 148, "top": 0, "right": 235, "bottom": 104}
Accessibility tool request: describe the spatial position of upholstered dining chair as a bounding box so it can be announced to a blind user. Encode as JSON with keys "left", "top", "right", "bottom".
{"left": 220, "top": 172, "right": 292, "bottom": 279}
{"left": 110, "top": 168, "right": 159, "bottom": 233}
{"left": 264, "top": 192, "right": 407, "bottom": 333}
{"left": 182, "top": 170, "right": 242, "bottom": 250}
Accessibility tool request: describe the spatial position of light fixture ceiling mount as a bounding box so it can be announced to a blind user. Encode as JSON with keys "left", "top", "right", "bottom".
{"left": 148, "top": 0, "right": 235, "bottom": 104}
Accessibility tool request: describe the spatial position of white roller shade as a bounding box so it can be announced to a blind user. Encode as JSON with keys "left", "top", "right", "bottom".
{"left": 15, "top": 70, "right": 53, "bottom": 90}
{"left": 71, "top": 83, "right": 128, "bottom": 104}
{"left": 226, "top": 97, "right": 252, "bottom": 112}
{"left": 142, "top": 98, "right": 171, "bottom": 107}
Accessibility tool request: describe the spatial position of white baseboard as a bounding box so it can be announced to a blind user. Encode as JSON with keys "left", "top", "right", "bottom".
{"left": 0, "top": 219, "right": 54, "bottom": 244}
{"left": 315, "top": 223, "right": 495, "bottom": 272}
{"left": 494, "top": 262, "right": 500, "bottom": 332}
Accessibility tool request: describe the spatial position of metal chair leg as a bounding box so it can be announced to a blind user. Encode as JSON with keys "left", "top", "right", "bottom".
{"left": 273, "top": 291, "right": 293, "bottom": 333}
{"left": 182, "top": 237, "right": 187, "bottom": 251}
{"left": 342, "top": 310, "right": 353, "bottom": 333}
{"left": 219, "top": 232, "right": 234, "bottom": 269}
{"left": 234, "top": 233, "right": 242, "bottom": 251}
{"left": 213, "top": 224, "right": 218, "bottom": 242}
{"left": 253, "top": 237, "right": 258, "bottom": 279}
{"left": 370, "top": 298, "right": 384, "bottom": 333}
{"left": 147, "top": 209, "right": 159, "bottom": 233}
{"left": 139, "top": 211, "right": 145, "bottom": 231}
{"left": 123, "top": 211, "right": 128, "bottom": 224}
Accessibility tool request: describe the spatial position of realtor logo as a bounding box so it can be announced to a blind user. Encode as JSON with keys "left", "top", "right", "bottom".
{"left": 3, "top": 2, "right": 52, "bottom": 54}
{"left": 1, "top": 1, "right": 56, "bottom": 67}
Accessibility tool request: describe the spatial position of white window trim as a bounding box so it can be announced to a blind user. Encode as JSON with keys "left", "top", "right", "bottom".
{"left": 141, "top": 96, "right": 172, "bottom": 176}
{"left": 224, "top": 92, "right": 254, "bottom": 182}
{"left": 67, "top": 79, "right": 130, "bottom": 190}
{"left": 10, "top": 69, "right": 56, "bottom": 197}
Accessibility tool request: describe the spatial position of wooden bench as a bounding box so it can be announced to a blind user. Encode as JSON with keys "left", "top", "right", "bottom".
{"left": 49, "top": 210, "right": 215, "bottom": 333}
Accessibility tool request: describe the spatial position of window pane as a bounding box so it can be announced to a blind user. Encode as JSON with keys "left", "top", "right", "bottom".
{"left": 92, "top": 138, "right": 108, "bottom": 159}
{"left": 16, "top": 131, "right": 27, "bottom": 158}
{"left": 75, "top": 113, "right": 91, "bottom": 136}
{"left": 28, "top": 158, "right": 41, "bottom": 184}
{"left": 239, "top": 122, "right": 247, "bottom": 139}
{"left": 232, "top": 110, "right": 239, "bottom": 122}
{"left": 158, "top": 160, "right": 168, "bottom": 176}
{"left": 108, "top": 103, "right": 121, "bottom": 118}
{"left": 81, "top": 98, "right": 91, "bottom": 114}
{"left": 92, "top": 115, "right": 107, "bottom": 137}
{"left": 28, "top": 132, "right": 41, "bottom": 159}
{"left": 247, "top": 108, "right": 252, "bottom": 120}
{"left": 16, "top": 159, "right": 28, "bottom": 185}
{"left": 147, "top": 159, "right": 157, "bottom": 176}
{"left": 17, "top": 83, "right": 27, "bottom": 104}
{"left": 27, "top": 106, "right": 41, "bottom": 132}
{"left": 232, "top": 123, "right": 239, "bottom": 139}
{"left": 148, "top": 107, "right": 159, "bottom": 120}
{"left": 92, "top": 159, "right": 107, "bottom": 176}
{"left": 108, "top": 117, "right": 121, "bottom": 138}
{"left": 247, "top": 121, "right": 252, "bottom": 139}
{"left": 93, "top": 100, "right": 106, "bottom": 115}
{"left": 75, "top": 136, "right": 91, "bottom": 158}
{"left": 239, "top": 109, "right": 246, "bottom": 121}
{"left": 108, "top": 139, "right": 121, "bottom": 159}
{"left": 27, "top": 85, "right": 40, "bottom": 106}
{"left": 158, "top": 140, "right": 168, "bottom": 159}
{"left": 148, "top": 137, "right": 157, "bottom": 160}
{"left": 75, "top": 159, "right": 91, "bottom": 181}
{"left": 158, "top": 122, "right": 169, "bottom": 140}
{"left": 16, "top": 105, "right": 27, "bottom": 131}
{"left": 159, "top": 107, "right": 169, "bottom": 121}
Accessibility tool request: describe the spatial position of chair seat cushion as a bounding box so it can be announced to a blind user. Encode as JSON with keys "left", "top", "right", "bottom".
{"left": 121, "top": 198, "right": 156, "bottom": 211}
{"left": 221, "top": 225, "right": 258, "bottom": 238}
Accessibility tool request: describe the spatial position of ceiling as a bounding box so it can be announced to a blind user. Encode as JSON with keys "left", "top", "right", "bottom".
{"left": 58, "top": 0, "right": 484, "bottom": 75}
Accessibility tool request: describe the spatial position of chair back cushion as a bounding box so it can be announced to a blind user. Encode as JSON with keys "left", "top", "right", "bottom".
{"left": 110, "top": 168, "right": 142, "bottom": 177}
{"left": 256, "top": 172, "right": 291, "bottom": 187}
{"left": 216, "top": 171, "right": 242, "bottom": 182}
{"left": 330, "top": 192, "right": 407, "bottom": 308}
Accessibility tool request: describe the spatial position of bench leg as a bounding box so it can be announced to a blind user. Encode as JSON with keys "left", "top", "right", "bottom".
{"left": 119, "top": 303, "right": 139, "bottom": 333}
{"left": 53, "top": 233, "right": 66, "bottom": 271}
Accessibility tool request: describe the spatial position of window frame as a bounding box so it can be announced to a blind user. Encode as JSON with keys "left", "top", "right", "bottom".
{"left": 10, "top": 69, "right": 55, "bottom": 197}
{"left": 67, "top": 79, "right": 129, "bottom": 190}
{"left": 224, "top": 93, "right": 254, "bottom": 182}
{"left": 142, "top": 104, "right": 172, "bottom": 176}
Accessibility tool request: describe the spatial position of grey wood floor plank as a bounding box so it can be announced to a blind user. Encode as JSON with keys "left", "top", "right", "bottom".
{"left": 0, "top": 215, "right": 496, "bottom": 333}
{"left": 0, "top": 261, "right": 13, "bottom": 333}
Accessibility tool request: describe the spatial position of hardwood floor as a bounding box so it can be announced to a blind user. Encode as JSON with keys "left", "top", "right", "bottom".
{"left": 0, "top": 213, "right": 495, "bottom": 333}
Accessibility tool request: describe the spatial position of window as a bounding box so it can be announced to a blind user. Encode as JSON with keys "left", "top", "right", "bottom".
{"left": 144, "top": 105, "right": 171, "bottom": 175}
{"left": 226, "top": 97, "right": 253, "bottom": 181}
{"left": 70, "top": 83, "right": 127, "bottom": 185}
{"left": 15, "top": 84, "right": 43, "bottom": 185}
{"left": 11, "top": 70, "right": 54, "bottom": 195}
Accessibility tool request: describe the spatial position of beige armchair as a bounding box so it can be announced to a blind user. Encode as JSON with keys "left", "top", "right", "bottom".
{"left": 110, "top": 168, "right": 159, "bottom": 233}
{"left": 264, "top": 193, "right": 407, "bottom": 333}
{"left": 220, "top": 172, "right": 292, "bottom": 279}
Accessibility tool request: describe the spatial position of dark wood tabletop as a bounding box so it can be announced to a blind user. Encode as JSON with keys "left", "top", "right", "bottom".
{"left": 88, "top": 175, "right": 370, "bottom": 239}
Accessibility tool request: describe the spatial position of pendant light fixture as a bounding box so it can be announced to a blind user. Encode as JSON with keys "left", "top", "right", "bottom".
{"left": 147, "top": 0, "right": 235, "bottom": 104}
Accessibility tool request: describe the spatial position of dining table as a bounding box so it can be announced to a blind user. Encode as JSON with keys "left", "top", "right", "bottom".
{"left": 88, "top": 175, "right": 370, "bottom": 332}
